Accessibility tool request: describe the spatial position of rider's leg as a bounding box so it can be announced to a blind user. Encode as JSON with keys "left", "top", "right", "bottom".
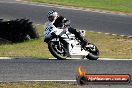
{"left": 68, "top": 27, "right": 88, "bottom": 46}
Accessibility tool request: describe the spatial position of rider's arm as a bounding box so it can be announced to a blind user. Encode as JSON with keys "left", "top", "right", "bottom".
{"left": 53, "top": 16, "right": 65, "bottom": 28}
{"left": 44, "top": 22, "right": 64, "bottom": 39}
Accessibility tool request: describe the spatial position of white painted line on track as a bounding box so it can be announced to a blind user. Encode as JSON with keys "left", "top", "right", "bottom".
{"left": 16, "top": 0, "right": 21, "bottom": 1}
{"left": 0, "top": 80, "right": 76, "bottom": 83}
{"left": 0, "top": 57, "right": 132, "bottom": 60}
{"left": 21, "top": 1, "right": 132, "bottom": 16}
{"left": 112, "top": 34, "right": 117, "bottom": 36}
{"left": 89, "top": 30, "right": 132, "bottom": 38}
{"left": 49, "top": 58, "right": 132, "bottom": 60}
{"left": 0, "top": 0, "right": 131, "bottom": 38}
{"left": 105, "top": 33, "right": 111, "bottom": 35}
{"left": 36, "top": 24, "right": 41, "bottom": 25}
{"left": 0, "top": 0, "right": 132, "bottom": 16}
{"left": 128, "top": 36, "right": 132, "bottom": 38}
{"left": 19, "top": 80, "right": 76, "bottom": 82}
{"left": 97, "top": 32, "right": 102, "bottom": 34}
{"left": 0, "top": 57, "right": 12, "bottom": 59}
{"left": 99, "top": 58, "right": 132, "bottom": 60}
{"left": 49, "top": 58, "right": 82, "bottom": 60}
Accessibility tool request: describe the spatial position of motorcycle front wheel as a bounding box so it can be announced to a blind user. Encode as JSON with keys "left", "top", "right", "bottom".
{"left": 48, "top": 41, "right": 68, "bottom": 60}
{"left": 85, "top": 43, "right": 99, "bottom": 60}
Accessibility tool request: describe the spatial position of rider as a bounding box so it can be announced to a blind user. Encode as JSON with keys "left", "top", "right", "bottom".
{"left": 53, "top": 13, "right": 88, "bottom": 47}
{"left": 44, "top": 10, "right": 59, "bottom": 43}
{"left": 44, "top": 10, "right": 88, "bottom": 47}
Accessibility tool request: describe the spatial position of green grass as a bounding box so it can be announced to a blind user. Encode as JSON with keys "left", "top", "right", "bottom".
{"left": 0, "top": 24, "right": 132, "bottom": 59}
{"left": 0, "top": 24, "right": 52, "bottom": 58}
{"left": 0, "top": 82, "right": 78, "bottom": 88}
{"left": 25, "top": 0, "right": 132, "bottom": 13}
{"left": 85, "top": 32, "right": 132, "bottom": 59}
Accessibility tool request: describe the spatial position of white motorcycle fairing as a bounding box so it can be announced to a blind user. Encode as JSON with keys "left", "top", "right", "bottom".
{"left": 47, "top": 28, "right": 99, "bottom": 60}
{"left": 54, "top": 29, "right": 89, "bottom": 58}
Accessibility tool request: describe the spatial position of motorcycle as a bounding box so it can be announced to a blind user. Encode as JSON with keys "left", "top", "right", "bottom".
{"left": 46, "top": 21, "right": 99, "bottom": 60}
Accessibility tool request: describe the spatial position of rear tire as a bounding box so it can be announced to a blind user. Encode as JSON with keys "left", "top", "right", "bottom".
{"left": 48, "top": 41, "right": 68, "bottom": 60}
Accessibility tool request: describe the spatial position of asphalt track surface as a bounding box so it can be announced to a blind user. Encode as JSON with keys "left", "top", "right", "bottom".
{"left": 0, "top": 58, "right": 131, "bottom": 81}
{"left": 0, "top": 1, "right": 132, "bottom": 88}
{"left": 0, "top": 0, "right": 132, "bottom": 36}
{"left": 0, "top": 58, "right": 132, "bottom": 88}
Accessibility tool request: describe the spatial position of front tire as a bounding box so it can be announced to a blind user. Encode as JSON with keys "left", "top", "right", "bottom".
{"left": 85, "top": 43, "right": 99, "bottom": 60}
{"left": 48, "top": 41, "right": 68, "bottom": 60}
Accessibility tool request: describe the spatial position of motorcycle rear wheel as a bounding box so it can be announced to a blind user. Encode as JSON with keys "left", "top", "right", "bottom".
{"left": 48, "top": 41, "right": 68, "bottom": 60}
